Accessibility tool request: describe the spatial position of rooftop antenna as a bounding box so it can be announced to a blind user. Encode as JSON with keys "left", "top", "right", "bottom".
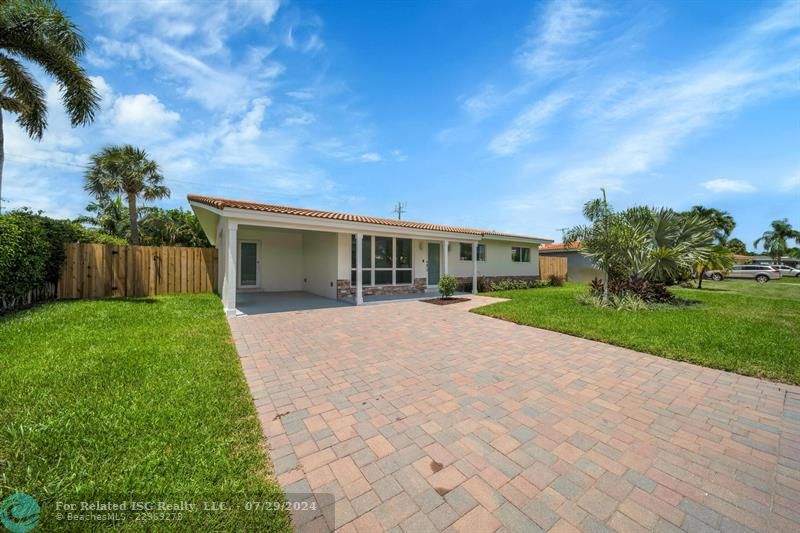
{"left": 392, "top": 201, "right": 408, "bottom": 220}
{"left": 556, "top": 227, "right": 569, "bottom": 241}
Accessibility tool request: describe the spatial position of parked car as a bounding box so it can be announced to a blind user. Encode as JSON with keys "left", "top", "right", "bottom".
{"left": 770, "top": 264, "right": 800, "bottom": 277}
{"left": 707, "top": 264, "right": 782, "bottom": 283}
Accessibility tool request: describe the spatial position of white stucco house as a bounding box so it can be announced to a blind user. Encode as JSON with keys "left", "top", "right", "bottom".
{"left": 188, "top": 194, "right": 552, "bottom": 315}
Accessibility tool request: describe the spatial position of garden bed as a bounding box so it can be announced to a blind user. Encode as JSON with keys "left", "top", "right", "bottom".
{"left": 422, "top": 297, "right": 471, "bottom": 305}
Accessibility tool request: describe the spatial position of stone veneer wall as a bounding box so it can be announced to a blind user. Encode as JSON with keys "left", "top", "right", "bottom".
{"left": 337, "top": 278, "right": 427, "bottom": 299}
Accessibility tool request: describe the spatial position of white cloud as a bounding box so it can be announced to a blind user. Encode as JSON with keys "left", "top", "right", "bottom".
{"left": 488, "top": 92, "right": 572, "bottom": 155}
{"left": 359, "top": 152, "right": 381, "bottom": 163}
{"left": 516, "top": 0, "right": 606, "bottom": 74}
{"left": 701, "top": 179, "right": 756, "bottom": 193}
{"left": 111, "top": 94, "right": 181, "bottom": 137}
{"left": 780, "top": 170, "right": 800, "bottom": 190}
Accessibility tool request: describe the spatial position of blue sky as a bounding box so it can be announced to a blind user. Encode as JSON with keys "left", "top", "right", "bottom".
{"left": 4, "top": 0, "right": 799, "bottom": 248}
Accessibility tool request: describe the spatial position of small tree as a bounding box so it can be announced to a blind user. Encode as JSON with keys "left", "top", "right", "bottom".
{"left": 438, "top": 274, "right": 457, "bottom": 299}
{"left": 694, "top": 244, "right": 734, "bottom": 289}
{"left": 83, "top": 145, "right": 169, "bottom": 244}
{"left": 726, "top": 238, "right": 748, "bottom": 255}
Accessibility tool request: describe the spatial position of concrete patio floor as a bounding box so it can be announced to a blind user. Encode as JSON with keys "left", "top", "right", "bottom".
{"left": 230, "top": 296, "right": 800, "bottom": 533}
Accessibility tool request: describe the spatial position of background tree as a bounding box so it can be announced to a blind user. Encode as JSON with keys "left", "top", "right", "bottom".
{"left": 139, "top": 207, "right": 211, "bottom": 247}
{"left": 0, "top": 0, "right": 99, "bottom": 211}
{"left": 726, "top": 238, "right": 748, "bottom": 255}
{"left": 83, "top": 145, "right": 169, "bottom": 244}
{"left": 753, "top": 219, "right": 800, "bottom": 263}
{"left": 684, "top": 206, "right": 735, "bottom": 244}
{"left": 75, "top": 194, "right": 129, "bottom": 240}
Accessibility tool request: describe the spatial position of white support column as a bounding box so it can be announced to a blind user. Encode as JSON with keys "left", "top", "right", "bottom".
{"left": 222, "top": 220, "right": 238, "bottom": 315}
{"left": 472, "top": 241, "right": 478, "bottom": 294}
{"left": 443, "top": 240, "right": 449, "bottom": 275}
{"left": 355, "top": 233, "right": 363, "bottom": 305}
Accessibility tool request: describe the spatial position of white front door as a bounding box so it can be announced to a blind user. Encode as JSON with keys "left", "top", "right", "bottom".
{"left": 238, "top": 241, "right": 260, "bottom": 288}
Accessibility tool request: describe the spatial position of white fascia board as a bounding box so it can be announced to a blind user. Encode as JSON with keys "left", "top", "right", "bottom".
{"left": 219, "top": 207, "right": 483, "bottom": 241}
{"left": 481, "top": 235, "right": 554, "bottom": 245}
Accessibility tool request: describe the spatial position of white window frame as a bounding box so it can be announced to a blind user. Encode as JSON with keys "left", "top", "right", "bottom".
{"left": 459, "top": 243, "right": 486, "bottom": 262}
{"left": 352, "top": 235, "right": 414, "bottom": 286}
{"left": 511, "top": 246, "right": 531, "bottom": 263}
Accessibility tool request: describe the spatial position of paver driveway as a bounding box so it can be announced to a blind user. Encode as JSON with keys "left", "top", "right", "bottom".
{"left": 230, "top": 297, "right": 800, "bottom": 533}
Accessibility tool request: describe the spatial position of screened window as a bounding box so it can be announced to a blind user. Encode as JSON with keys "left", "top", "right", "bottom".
{"left": 351, "top": 235, "right": 414, "bottom": 286}
{"left": 511, "top": 246, "right": 531, "bottom": 263}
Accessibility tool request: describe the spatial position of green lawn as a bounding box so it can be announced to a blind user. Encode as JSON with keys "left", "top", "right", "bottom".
{"left": 0, "top": 295, "right": 291, "bottom": 531}
{"left": 474, "top": 279, "right": 800, "bottom": 384}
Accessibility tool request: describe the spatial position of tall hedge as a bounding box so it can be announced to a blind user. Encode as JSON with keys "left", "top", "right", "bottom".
{"left": 0, "top": 209, "right": 125, "bottom": 308}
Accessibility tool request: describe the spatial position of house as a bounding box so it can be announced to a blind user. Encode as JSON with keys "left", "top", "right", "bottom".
{"left": 188, "top": 194, "right": 552, "bottom": 314}
{"left": 740, "top": 255, "right": 800, "bottom": 268}
{"left": 539, "top": 241, "right": 601, "bottom": 283}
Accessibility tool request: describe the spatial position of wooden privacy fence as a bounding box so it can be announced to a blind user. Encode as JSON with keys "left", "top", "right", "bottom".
{"left": 58, "top": 243, "right": 218, "bottom": 299}
{"left": 539, "top": 255, "right": 568, "bottom": 280}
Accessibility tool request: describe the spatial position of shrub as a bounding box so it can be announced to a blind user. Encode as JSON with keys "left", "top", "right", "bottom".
{"left": 589, "top": 276, "right": 673, "bottom": 303}
{"left": 576, "top": 291, "right": 650, "bottom": 311}
{"left": 549, "top": 275, "right": 565, "bottom": 287}
{"left": 0, "top": 209, "right": 124, "bottom": 310}
{"left": 438, "top": 274, "right": 458, "bottom": 298}
{"left": 490, "top": 278, "right": 530, "bottom": 291}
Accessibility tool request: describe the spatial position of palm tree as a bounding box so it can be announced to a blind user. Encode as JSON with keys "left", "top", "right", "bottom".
{"left": 753, "top": 219, "right": 800, "bottom": 263}
{"left": 726, "top": 238, "right": 748, "bottom": 255}
{"left": 84, "top": 145, "right": 169, "bottom": 244}
{"left": 0, "top": 0, "right": 99, "bottom": 211}
{"left": 75, "top": 194, "right": 130, "bottom": 240}
{"left": 694, "top": 244, "right": 734, "bottom": 289}
{"left": 686, "top": 206, "right": 735, "bottom": 245}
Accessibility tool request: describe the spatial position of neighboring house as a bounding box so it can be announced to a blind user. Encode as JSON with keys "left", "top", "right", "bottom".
{"left": 539, "top": 241, "right": 602, "bottom": 283}
{"left": 742, "top": 255, "right": 800, "bottom": 268}
{"left": 188, "top": 194, "right": 552, "bottom": 314}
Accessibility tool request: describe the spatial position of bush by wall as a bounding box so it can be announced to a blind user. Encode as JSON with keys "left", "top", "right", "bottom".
{"left": 0, "top": 209, "right": 125, "bottom": 311}
{"left": 438, "top": 274, "right": 458, "bottom": 299}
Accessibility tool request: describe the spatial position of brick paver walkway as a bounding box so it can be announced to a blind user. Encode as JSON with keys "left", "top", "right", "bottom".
{"left": 230, "top": 297, "right": 800, "bottom": 533}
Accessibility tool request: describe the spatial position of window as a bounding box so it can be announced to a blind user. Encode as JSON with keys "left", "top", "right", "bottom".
{"left": 511, "top": 246, "right": 531, "bottom": 263}
{"left": 460, "top": 243, "right": 487, "bottom": 261}
{"left": 351, "top": 235, "right": 414, "bottom": 286}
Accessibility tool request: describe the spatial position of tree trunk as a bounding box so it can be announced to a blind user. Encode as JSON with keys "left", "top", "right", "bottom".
{"left": 0, "top": 110, "right": 4, "bottom": 214}
{"left": 603, "top": 272, "right": 609, "bottom": 303}
{"left": 127, "top": 193, "right": 139, "bottom": 244}
{"left": 697, "top": 266, "right": 706, "bottom": 289}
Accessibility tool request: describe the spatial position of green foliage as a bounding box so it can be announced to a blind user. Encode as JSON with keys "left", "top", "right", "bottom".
{"left": 548, "top": 275, "right": 564, "bottom": 287}
{"left": 726, "top": 238, "right": 748, "bottom": 255}
{"left": 754, "top": 218, "right": 800, "bottom": 261}
{"left": 438, "top": 274, "right": 458, "bottom": 298}
{"left": 694, "top": 244, "right": 735, "bottom": 289}
{"left": 565, "top": 190, "right": 717, "bottom": 299}
{"left": 75, "top": 194, "right": 130, "bottom": 239}
{"left": 140, "top": 207, "right": 211, "bottom": 247}
{"left": 83, "top": 145, "right": 170, "bottom": 244}
{"left": 490, "top": 278, "right": 532, "bottom": 291}
{"left": 0, "top": 0, "right": 99, "bottom": 137}
{"left": 684, "top": 206, "right": 735, "bottom": 244}
{"left": 0, "top": 209, "right": 123, "bottom": 308}
{"left": 576, "top": 291, "right": 650, "bottom": 311}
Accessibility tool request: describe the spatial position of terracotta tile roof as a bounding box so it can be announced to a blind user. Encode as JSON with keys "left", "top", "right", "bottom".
{"left": 539, "top": 241, "right": 581, "bottom": 251}
{"left": 188, "top": 194, "right": 549, "bottom": 241}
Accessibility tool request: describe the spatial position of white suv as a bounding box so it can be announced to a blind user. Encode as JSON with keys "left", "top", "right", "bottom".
{"left": 770, "top": 264, "right": 800, "bottom": 277}
{"left": 708, "top": 265, "right": 782, "bottom": 283}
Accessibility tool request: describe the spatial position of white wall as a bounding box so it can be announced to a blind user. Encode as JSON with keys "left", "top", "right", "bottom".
{"left": 237, "top": 227, "right": 303, "bottom": 292}
{"left": 446, "top": 239, "right": 539, "bottom": 278}
{"left": 303, "top": 231, "right": 338, "bottom": 299}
